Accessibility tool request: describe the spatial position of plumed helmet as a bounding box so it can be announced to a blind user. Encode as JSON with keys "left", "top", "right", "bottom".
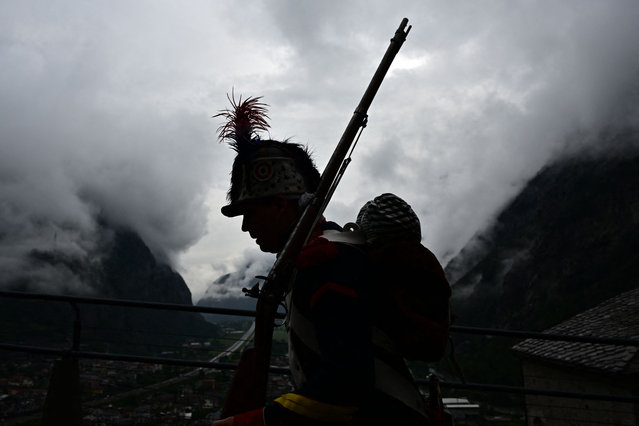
{"left": 356, "top": 193, "right": 422, "bottom": 245}
{"left": 215, "top": 93, "right": 320, "bottom": 217}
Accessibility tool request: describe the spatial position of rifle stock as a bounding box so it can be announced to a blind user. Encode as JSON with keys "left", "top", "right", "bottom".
{"left": 221, "top": 18, "right": 411, "bottom": 417}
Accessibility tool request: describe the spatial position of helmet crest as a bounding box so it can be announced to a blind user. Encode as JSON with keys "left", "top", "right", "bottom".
{"left": 215, "top": 93, "right": 321, "bottom": 217}
{"left": 214, "top": 91, "right": 270, "bottom": 155}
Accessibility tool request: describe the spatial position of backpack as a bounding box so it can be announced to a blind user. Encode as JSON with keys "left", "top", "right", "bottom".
{"left": 355, "top": 193, "right": 452, "bottom": 362}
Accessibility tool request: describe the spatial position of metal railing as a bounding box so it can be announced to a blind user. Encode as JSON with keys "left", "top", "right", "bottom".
{"left": 2, "top": 289, "right": 639, "bottom": 419}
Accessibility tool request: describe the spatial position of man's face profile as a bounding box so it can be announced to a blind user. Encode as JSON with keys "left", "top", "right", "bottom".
{"left": 240, "top": 196, "right": 295, "bottom": 254}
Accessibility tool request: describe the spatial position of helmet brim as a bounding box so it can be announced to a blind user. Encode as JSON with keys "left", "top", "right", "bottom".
{"left": 220, "top": 196, "right": 274, "bottom": 217}
{"left": 220, "top": 200, "right": 251, "bottom": 217}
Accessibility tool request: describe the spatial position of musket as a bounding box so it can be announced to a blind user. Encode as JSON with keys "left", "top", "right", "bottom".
{"left": 221, "top": 18, "right": 412, "bottom": 417}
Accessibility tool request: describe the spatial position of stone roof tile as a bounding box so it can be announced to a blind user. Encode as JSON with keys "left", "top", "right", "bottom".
{"left": 512, "top": 287, "right": 639, "bottom": 375}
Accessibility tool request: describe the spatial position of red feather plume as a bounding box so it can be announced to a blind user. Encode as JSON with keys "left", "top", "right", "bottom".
{"left": 214, "top": 91, "right": 270, "bottom": 151}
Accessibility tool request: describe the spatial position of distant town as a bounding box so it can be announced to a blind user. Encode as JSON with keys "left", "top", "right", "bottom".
{"left": 1, "top": 321, "right": 296, "bottom": 425}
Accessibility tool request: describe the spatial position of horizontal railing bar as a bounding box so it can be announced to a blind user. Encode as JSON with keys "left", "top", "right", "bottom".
{"left": 0, "top": 289, "right": 285, "bottom": 319}
{"left": 3, "top": 341, "right": 636, "bottom": 404}
{"left": 450, "top": 325, "right": 639, "bottom": 346}
{"left": 3, "top": 290, "right": 637, "bottom": 346}
{"left": 0, "top": 342, "right": 288, "bottom": 375}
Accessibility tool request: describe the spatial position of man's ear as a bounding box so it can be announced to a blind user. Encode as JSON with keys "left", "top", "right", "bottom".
{"left": 273, "top": 195, "right": 298, "bottom": 222}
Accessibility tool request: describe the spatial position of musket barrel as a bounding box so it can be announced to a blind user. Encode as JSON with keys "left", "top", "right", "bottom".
{"left": 280, "top": 17, "right": 411, "bottom": 266}
{"left": 356, "top": 17, "right": 411, "bottom": 116}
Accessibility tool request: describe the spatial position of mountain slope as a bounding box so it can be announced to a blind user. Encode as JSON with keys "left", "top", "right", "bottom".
{"left": 447, "top": 147, "right": 639, "bottom": 331}
{"left": 438, "top": 135, "right": 639, "bottom": 389}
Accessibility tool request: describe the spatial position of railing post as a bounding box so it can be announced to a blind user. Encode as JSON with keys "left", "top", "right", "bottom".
{"left": 41, "top": 301, "right": 83, "bottom": 425}
{"left": 71, "top": 302, "right": 81, "bottom": 351}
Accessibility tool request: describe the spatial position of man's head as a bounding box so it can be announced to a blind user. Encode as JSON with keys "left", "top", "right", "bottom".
{"left": 216, "top": 94, "right": 320, "bottom": 253}
{"left": 221, "top": 140, "right": 320, "bottom": 218}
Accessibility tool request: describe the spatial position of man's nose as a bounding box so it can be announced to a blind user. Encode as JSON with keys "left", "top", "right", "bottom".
{"left": 241, "top": 215, "right": 250, "bottom": 233}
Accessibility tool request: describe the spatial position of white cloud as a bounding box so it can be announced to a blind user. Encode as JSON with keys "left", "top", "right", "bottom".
{"left": 1, "top": 1, "right": 638, "bottom": 300}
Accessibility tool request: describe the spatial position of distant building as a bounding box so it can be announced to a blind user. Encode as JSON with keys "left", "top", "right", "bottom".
{"left": 512, "top": 287, "right": 639, "bottom": 426}
{"left": 442, "top": 397, "right": 480, "bottom": 423}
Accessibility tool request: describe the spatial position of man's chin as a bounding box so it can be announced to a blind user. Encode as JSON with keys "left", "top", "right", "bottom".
{"left": 256, "top": 241, "right": 278, "bottom": 254}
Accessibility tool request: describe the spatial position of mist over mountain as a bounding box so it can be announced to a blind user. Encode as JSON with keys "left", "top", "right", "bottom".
{"left": 196, "top": 264, "right": 267, "bottom": 324}
{"left": 1, "top": 221, "right": 220, "bottom": 351}
{"left": 4, "top": 219, "right": 189, "bottom": 300}
{"left": 447, "top": 129, "right": 639, "bottom": 332}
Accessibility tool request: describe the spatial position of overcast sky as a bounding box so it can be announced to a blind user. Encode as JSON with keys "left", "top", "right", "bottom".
{"left": 2, "top": 1, "right": 638, "bottom": 301}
